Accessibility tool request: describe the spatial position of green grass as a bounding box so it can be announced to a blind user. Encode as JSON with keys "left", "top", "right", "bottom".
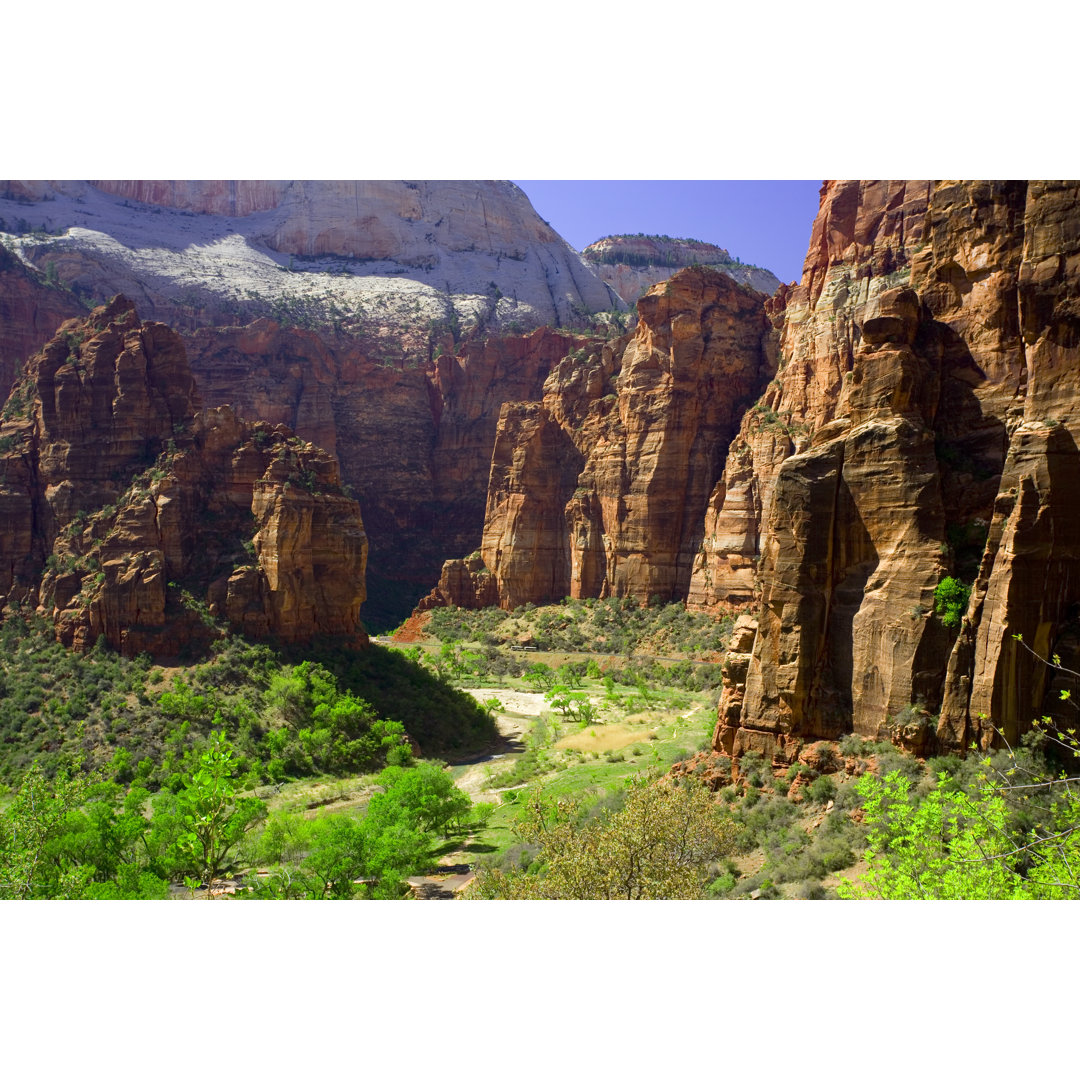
{"left": 449, "top": 678, "right": 713, "bottom": 864}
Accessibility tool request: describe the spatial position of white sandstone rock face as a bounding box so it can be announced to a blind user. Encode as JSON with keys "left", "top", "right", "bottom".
{"left": 582, "top": 234, "right": 784, "bottom": 302}
{"left": 0, "top": 180, "right": 623, "bottom": 348}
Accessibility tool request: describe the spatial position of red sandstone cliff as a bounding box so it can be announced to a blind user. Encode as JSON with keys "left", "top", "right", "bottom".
{"left": 419, "top": 267, "right": 776, "bottom": 610}
{"left": 0, "top": 297, "right": 367, "bottom": 655}
{"left": 179, "top": 318, "right": 588, "bottom": 624}
{"left": 0, "top": 241, "right": 85, "bottom": 397}
{"left": 711, "top": 181, "right": 1080, "bottom": 761}
{"left": 0, "top": 182, "right": 630, "bottom": 626}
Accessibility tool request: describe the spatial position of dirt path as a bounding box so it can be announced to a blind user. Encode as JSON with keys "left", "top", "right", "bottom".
{"left": 407, "top": 689, "right": 549, "bottom": 898}
{"left": 448, "top": 688, "right": 547, "bottom": 797}
{"left": 461, "top": 687, "right": 550, "bottom": 718}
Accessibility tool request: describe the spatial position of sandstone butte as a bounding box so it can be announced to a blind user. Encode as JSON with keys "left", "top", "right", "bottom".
{"left": 704, "top": 180, "right": 1080, "bottom": 765}
{"left": 0, "top": 296, "right": 367, "bottom": 657}
{"left": 417, "top": 266, "right": 777, "bottom": 611}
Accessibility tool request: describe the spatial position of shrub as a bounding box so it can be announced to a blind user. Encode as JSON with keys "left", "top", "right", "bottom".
{"left": 806, "top": 775, "right": 837, "bottom": 805}
{"left": 934, "top": 576, "right": 971, "bottom": 629}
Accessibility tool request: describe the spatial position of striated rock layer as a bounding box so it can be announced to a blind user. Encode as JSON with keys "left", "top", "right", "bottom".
{"left": 0, "top": 181, "right": 623, "bottom": 344}
{"left": 710, "top": 180, "right": 1080, "bottom": 761}
{"left": 181, "top": 319, "right": 590, "bottom": 624}
{"left": 420, "top": 267, "right": 776, "bottom": 611}
{"left": 0, "top": 242, "right": 85, "bottom": 397}
{"left": 584, "top": 234, "right": 783, "bottom": 301}
{"left": 0, "top": 297, "right": 367, "bottom": 655}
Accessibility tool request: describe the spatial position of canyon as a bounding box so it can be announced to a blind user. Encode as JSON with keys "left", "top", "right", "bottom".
{"left": 2, "top": 178, "right": 1078, "bottom": 760}
{"left": 421, "top": 180, "right": 1080, "bottom": 762}
{"left": 419, "top": 265, "right": 776, "bottom": 610}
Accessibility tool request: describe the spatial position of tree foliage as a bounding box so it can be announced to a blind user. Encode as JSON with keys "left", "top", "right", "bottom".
{"left": 153, "top": 730, "right": 266, "bottom": 892}
{"left": 840, "top": 730, "right": 1080, "bottom": 900}
{"left": 933, "top": 576, "right": 971, "bottom": 629}
{"left": 473, "top": 776, "right": 737, "bottom": 899}
{"left": 0, "top": 763, "right": 92, "bottom": 898}
{"left": 245, "top": 762, "right": 480, "bottom": 899}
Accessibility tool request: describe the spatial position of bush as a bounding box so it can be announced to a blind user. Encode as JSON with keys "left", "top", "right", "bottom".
{"left": 934, "top": 576, "right": 971, "bottom": 629}
{"left": 805, "top": 775, "right": 837, "bottom": 805}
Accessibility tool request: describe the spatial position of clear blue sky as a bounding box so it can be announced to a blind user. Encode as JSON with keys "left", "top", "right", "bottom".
{"left": 516, "top": 180, "right": 823, "bottom": 285}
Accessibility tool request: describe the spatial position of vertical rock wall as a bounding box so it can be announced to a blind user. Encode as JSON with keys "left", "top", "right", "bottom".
{"left": 714, "top": 180, "right": 1080, "bottom": 761}
{"left": 421, "top": 267, "right": 777, "bottom": 610}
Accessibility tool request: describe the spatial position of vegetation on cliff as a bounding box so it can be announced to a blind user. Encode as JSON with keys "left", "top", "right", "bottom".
{"left": 582, "top": 234, "right": 770, "bottom": 273}
{"left": 422, "top": 596, "right": 733, "bottom": 665}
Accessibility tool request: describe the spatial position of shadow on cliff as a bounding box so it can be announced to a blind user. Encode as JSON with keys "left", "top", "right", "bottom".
{"left": 816, "top": 479, "right": 876, "bottom": 735}
{"left": 919, "top": 314, "right": 1009, "bottom": 719}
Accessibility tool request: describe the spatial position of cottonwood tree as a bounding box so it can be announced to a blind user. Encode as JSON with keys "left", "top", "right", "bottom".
{"left": 472, "top": 776, "right": 738, "bottom": 899}
{"left": 0, "top": 764, "right": 90, "bottom": 899}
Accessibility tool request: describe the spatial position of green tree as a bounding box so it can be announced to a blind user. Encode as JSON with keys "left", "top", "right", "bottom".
{"left": 260, "top": 662, "right": 411, "bottom": 777}
{"left": 0, "top": 763, "right": 91, "bottom": 899}
{"left": 246, "top": 802, "right": 433, "bottom": 900}
{"left": 151, "top": 730, "right": 265, "bottom": 894}
{"left": 369, "top": 763, "right": 473, "bottom": 839}
{"left": 524, "top": 663, "right": 556, "bottom": 692}
{"left": 839, "top": 736, "right": 1080, "bottom": 900}
{"left": 473, "top": 776, "right": 738, "bottom": 899}
{"left": 556, "top": 663, "right": 583, "bottom": 689}
{"left": 47, "top": 777, "right": 166, "bottom": 897}
{"left": 836, "top": 770, "right": 1029, "bottom": 899}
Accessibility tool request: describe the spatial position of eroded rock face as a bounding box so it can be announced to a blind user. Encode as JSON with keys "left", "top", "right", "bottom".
{"left": 0, "top": 242, "right": 85, "bottom": 397}
{"left": 182, "top": 318, "right": 589, "bottom": 623}
{"left": 414, "top": 554, "right": 499, "bottom": 612}
{"left": 713, "top": 180, "right": 1080, "bottom": 760}
{"left": 584, "top": 234, "right": 782, "bottom": 301}
{"left": 421, "top": 267, "right": 776, "bottom": 610}
{"left": 0, "top": 182, "right": 632, "bottom": 626}
{"left": 0, "top": 298, "right": 367, "bottom": 655}
{"left": 0, "top": 181, "right": 622, "bottom": 341}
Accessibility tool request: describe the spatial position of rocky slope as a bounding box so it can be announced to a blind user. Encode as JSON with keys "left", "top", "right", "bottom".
{"left": 0, "top": 297, "right": 367, "bottom": 655}
{"left": 584, "top": 235, "right": 782, "bottom": 301}
{"left": 709, "top": 180, "right": 1080, "bottom": 762}
{"left": 418, "top": 266, "right": 776, "bottom": 610}
{"left": 0, "top": 181, "right": 623, "bottom": 351}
